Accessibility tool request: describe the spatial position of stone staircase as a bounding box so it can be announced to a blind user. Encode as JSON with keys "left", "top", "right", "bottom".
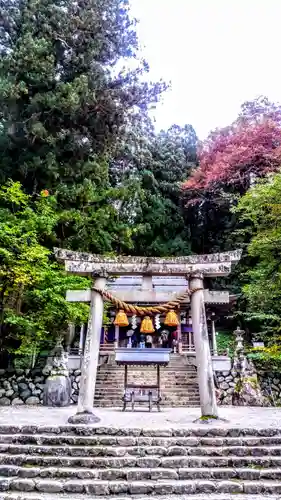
{"left": 1, "top": 424, "right": 281, "bottom": 498}
{"left": 94, "top": 353, "right": 200, "bottom": 407}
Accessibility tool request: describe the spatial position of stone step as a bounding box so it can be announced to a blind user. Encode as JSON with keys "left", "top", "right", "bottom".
{"left": 96, "top": 373, "right": 197, "bottom": 377}
{"left": 3, "top": 434, "right": 281, "bottom": 447}
{"left": 93, "top": 394, "right": 200, "bottom": 401}
{"left": 97, "top": 370, "right": 197, "bottom": 374}
{"left": 95, "top": 379, "right": 198, "bottom": 384}
{"left": 98, "top": 365, "right": 197, "bottom": 370}
{"left": 95, "top": 380, "right": 198, "bottom": 385}
{"left": 95, "top": 385, "right": 198, "bottom": 391}
{"left": 0, "top": 494, "right": 274, "bottom": 500}
{"left": 93, "top": 400, "right": 200, "bottom": 407}
{"left": 0, "top": 495, "right": 275, "bottom": 500}
{"left": 1, "top": 454, "right": 281, "bottom": 468}
{"left": 94, "top": 396, "right": 200, "bottom": 401}
{"left": 96, "top": 374, "right": 197, "bottom": 378}
{"left": 95, "top": 382, "right": 198, "bottom": 387}
{"left": 96, "top": 379, "right": 198, "bottom": 383}
{"left": 95, "top": 381, "right": 199, "bottom": 387}
{"left": 94, "top": 386, "right": 199, "bottom": 392}
{"left": 2, "top": 477, "right": 281, "bottom": 495}
{"left": 94, "top": 391, "right": 200, "bottom": 397}
{"left": 163, "top": 395, "right": 200, "bottom": 400}
{"left": 94, "top": 390, "right": 199, "bottom": 395}
{"left": 100, "top": 373, "right": 198, "bottom": 376}
{"left": 96, "top": 372, "right": 197, "bottom": 377}
{"left": 97, "top": 367, "right": 197, "bottom": 372}
{"left": 93, "top": 400, "right": 201, "bottom": 406}
{"left": 1, "top": 425, "right": 281, "bottom": 437}
{"left": 94, "top": 398, "right": 200, "bottom": 403}
{"left": 95, "top": 394, "right": 201, "bottom": 399}
{"left": 1, "top": 443, "right": 281, "bottom": 457}
{"left": 1, "top": 465, "right": 281, "bottom": 481}
{"left": 94, "top": 397, "right": 199, "bottom": 400}
{"left": 95, "top": 378, "right": 198, "bottom": 382}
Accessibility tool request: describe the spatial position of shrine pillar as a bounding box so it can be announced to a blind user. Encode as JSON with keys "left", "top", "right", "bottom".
{"left": 78, "top": 323, "right": 85, "bottom": 356}
{"left": 211, "top": 314, "right": 218, "bottom": 356}
{"left": 189, "top": 273, "right": 218, "bottom": 418}
{"left": 68, "top": 274, "right": 106, "bottom": 424}
{"left": 114, "top": 325, "right": 120, "bottom": 349}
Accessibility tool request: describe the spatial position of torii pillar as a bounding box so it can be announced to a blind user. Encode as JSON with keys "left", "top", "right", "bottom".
{"left": 70, "top": 272, "right": 107, "bottom": 424}
{"left": 189, "top": 273, "right": 217, "bottom": 417}
{"left": 54, "top": 248, "right": 242, "bottom": 423}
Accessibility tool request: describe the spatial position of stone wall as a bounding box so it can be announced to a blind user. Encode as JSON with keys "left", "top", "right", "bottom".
{"left": 0, "top": 368, "right": 81, "bottom": 406}
{"left": 216, "top": 370, "right": 237, "bottom": 406}
{"left": 1, "top": 365, "right": 281, "bottom": 406}
{"left": 216, "top": 369, "right": 281, "bottom": 406}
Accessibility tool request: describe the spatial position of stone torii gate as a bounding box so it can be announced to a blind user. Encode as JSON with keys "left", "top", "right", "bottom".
{"left": 54, "top": 248, "right": 242, "bottom": 424}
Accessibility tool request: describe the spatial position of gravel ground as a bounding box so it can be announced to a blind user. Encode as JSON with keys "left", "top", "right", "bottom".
{"left": 0, "top": 405, "right": 281, "bottom": 428}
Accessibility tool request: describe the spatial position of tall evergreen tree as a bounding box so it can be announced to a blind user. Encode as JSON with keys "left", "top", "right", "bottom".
{"left": 111, "top": 123, "right": 198, "bottom": 256}
{"left": 0, "top": 0, "right": 165, "bottom": 253}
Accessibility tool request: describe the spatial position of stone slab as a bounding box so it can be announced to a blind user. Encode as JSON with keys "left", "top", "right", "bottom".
{"left": 2, "top": 465, "right": 281, "bottom": 481}
{"left": 4, "top": 478, "right": 281, "bottom": 496}
{"left": 1, "top": 495, "right": 278, "bottom": 500}
{"left": 1, "top": 406, "right": 281, "bottom": 429}
{"left": 64, "top": 260, "right": 233, "bottom": 277}
{"left": 3, "top": 434, "right": 281, "bottom": 447}
{"left": 54, "top": 248, "right": 242, "bottom": 266}
{"left": 43, "top": 376, "right": 71, "bottom": 408}
{"left": 66, "top": 289, "right": 229, "bottom": 304}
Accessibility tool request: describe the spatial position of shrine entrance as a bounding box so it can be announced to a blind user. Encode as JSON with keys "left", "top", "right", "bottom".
{"left": 55, "top": 248, "right": 241, "bottom": 424}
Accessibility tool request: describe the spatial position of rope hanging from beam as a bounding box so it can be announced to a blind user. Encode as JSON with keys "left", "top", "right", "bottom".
{"left": 92, "top": 287, "right": 203, "bottom": 316}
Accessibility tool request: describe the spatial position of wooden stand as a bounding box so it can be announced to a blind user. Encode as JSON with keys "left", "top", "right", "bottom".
{"left": 122, "top": 364, "right": 161, "bottom": 412}
{"left": 115, "top": 348, "right": 170, "bottom": 412}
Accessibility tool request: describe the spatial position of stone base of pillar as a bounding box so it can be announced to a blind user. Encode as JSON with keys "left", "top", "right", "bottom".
{"left": 68, "top": 411, "right": 100, "bottom": 424}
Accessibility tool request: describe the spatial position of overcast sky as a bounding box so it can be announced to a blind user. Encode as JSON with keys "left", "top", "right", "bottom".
{"left": 131, "top": 0, "right": 281, "bottom": 138}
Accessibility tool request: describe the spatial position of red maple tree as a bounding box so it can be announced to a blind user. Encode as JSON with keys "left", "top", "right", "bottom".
{"left": 183, "top": 97, "right": 281, "bottom": 196}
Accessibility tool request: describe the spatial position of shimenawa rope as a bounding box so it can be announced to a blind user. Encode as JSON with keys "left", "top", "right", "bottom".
{"left": 92, "top": 287, "right": 203, "bottom": 316}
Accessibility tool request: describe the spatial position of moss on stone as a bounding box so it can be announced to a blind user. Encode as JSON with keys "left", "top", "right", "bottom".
{"left": 200, "top": 415, "right": 219, "bottom": 420}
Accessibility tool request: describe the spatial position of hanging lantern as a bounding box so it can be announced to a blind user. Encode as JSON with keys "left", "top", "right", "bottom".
{"left": 164, "top": 309, "right": 179, "bottom": 327}
{"left": 114, "top": 309, "right": 129, "bottom": 327}
{"left": 140, "top": 316, "right": 155, "bottom": 334}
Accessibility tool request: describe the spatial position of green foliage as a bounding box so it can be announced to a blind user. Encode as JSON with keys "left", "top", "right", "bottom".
{"left": 0, "top": 181, "right": 90, "bottom": 355}
{"left": 0, "top": 0, "right": 167, "bottom": 354}
{"left": 216, "top": 330, "right": 235, "bottom": 356}
{"left": 234, "top": 172, "right": 281, "bottom": 365}
{"left": 248, "top": 347, "right": 281, "bottom": 371}
{"left": 0, "top": 0, "right": 166, "bottom": 254}
{"left": 4, "top": 0, "right": 274, "bottom": 362}
{"left": 113, "top": 123, "right": 198, "bottom": 256}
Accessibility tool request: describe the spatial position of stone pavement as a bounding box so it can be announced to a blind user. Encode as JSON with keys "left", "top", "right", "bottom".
{"left": 1, "top": 405, "right": 281, "bottom": 428}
